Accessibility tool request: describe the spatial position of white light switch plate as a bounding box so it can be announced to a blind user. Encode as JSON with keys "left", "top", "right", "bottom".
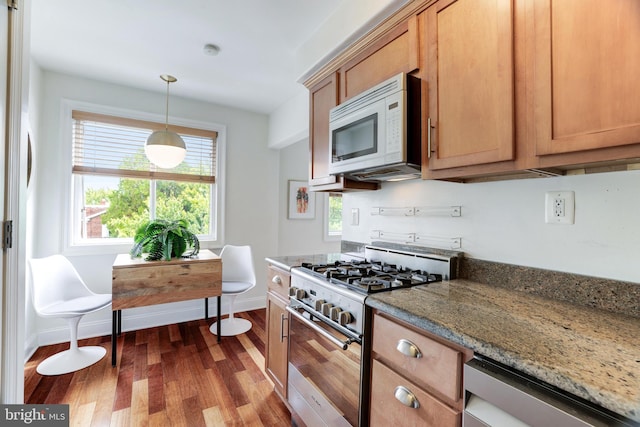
{"left": 351, "top": 208, "right": 359, "bottom": 226}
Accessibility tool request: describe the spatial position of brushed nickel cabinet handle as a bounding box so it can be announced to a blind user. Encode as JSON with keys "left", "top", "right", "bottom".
{"left": 280, "top": 313, "right": 288, "bottom": 342}
{"left": 394, "top": 386, "right": 420, "bottom": 409}
{"left": 396, "top": 338, "right": 422, "bottom": 358}
{"left": 272, "top": 275, "right": 282, "bottom": 285}
{"left": 427, "top": 117, "right": 433, "bottom": 159}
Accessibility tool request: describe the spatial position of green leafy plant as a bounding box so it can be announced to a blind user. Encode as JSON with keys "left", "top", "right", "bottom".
{"left": 130, "top": 219, "right": 200, "bottom": 261}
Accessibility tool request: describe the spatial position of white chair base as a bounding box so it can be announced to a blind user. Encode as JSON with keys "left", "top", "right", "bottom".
{"left": 209, "top": 317, "right": 252, "bottom": 336}
{"left": 36, "top": 346, "right": 106, "bottom": 376}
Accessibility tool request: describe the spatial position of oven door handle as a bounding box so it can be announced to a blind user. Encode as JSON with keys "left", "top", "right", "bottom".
{"left": 286, "top": 305, "right": 356, "bottom": 351}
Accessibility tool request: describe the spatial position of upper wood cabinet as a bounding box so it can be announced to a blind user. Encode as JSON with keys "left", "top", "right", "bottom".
{"left": 309, "top": 73, "right": 339, "bottom": 187}
{"left": 306, "top": 0, "right": 640, "bottom": 183}
{"left": 532, "top": 0, "right": 640, "bottom": 157}
{"left": 339, "top": 16, "right": 420, "bottom": 102}
{"left": 304, "top": 15, "right": 419, "bottom": 192}
{"left": 423, "top": 0, "right": 515, "bottom": 171}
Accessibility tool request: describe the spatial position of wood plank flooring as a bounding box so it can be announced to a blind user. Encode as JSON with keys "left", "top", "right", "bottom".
{"left": 24, "top": 309, "right": 291, "bottom": 426}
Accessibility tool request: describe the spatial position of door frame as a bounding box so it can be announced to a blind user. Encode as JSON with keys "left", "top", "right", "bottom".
{"left": 2, "top": 0, "right": 29, "bottom": 404}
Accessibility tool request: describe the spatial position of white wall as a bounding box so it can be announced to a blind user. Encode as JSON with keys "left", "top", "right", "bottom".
{"left": 27, "top": 69, "right": 280, "bottom": 348}
{"left": 24, "top": 60, "right": 43, "bottom": 355}
{"left": 278, "top": 140, "right": 340, "bottom": 255}
{"left": 343, "top": 171, "right": 640, "bottom": 283}
{"left": 268, "top": 87, "right": 309, "bottom": 149}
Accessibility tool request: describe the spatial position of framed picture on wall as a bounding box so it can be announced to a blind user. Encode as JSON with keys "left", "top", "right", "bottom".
{"left": 288, "top": 180, "right": 315, "bottom": 219}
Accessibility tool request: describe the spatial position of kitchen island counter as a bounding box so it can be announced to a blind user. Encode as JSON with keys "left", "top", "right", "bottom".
{"left": 366, "top": 279, "right": 640, "bottom": 423}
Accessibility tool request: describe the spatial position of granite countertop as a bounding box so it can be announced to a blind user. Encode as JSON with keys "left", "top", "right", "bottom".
{"left": 366, "top": 279, "right": 640, "bottom": 423}
{"left": 265, "top": 252, "right": 363, "bottom": 272}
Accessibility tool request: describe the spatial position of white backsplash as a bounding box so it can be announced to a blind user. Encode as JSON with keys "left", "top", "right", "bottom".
{"left": 342, "top": 170, "right": 640, "bottom": 283}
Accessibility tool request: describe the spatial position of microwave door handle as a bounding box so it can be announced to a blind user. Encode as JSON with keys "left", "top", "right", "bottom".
{"left": 286, "top": 305, "right": 354, "bottom": 351}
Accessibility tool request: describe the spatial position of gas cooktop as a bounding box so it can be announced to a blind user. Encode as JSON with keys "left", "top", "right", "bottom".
{"left": 299, "top": 260, "right": 443, "bottom": 294}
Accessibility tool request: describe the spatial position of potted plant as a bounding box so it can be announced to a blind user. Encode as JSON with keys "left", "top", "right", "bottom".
{"left": 130, "top": 219, "right": 200, "bottom": 261}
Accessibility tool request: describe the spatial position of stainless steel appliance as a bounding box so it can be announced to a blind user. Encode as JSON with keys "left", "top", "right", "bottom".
{"left": 328, "top": 72, "right": 422, "bottom": 182}
{"left": 287, "top": 245, "right": 458, "bottom": 427}
{"left": 463, "top": 356, "right": 636, "bottom": 427}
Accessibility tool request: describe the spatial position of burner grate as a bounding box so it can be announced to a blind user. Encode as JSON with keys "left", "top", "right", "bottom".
{"left": 299, "top": 251, "right": 450, "bottom": 295}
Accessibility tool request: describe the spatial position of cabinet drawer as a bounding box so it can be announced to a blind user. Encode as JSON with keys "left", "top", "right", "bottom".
{"left": 267, "top": 265, "right": 290, "bottom": 299}
{"left": 370, "top": 359, "right": 460, "bottom": 427}
{"left": 372, "top": 313, "right": 463, "bottom": 404}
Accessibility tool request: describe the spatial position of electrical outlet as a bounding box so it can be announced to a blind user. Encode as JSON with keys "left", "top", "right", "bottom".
{"left": 545, "top": 191, "right": 575, "bottom": 224}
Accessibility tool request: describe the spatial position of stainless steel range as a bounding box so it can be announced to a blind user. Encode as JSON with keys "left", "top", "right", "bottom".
{"left": 286, "top": 244, "right": 458, "bottom": 427}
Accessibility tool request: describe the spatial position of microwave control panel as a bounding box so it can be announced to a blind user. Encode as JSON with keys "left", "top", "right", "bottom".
{"left": 385, "top": 93, "right": 404, "bottom": 158}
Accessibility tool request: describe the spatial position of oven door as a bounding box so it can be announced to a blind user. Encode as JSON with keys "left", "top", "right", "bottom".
{"left": 286, "top": 303, "right": 362, "bottom": 427}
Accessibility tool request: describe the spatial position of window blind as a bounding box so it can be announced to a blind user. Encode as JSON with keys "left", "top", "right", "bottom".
{"left": 72, "top": 110, "right": 217, "bottom": 184}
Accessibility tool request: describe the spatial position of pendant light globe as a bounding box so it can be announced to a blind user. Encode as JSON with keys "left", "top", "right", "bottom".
{"left": 145, "top": 74, "right": 186, "bottom": 169}
{"left": 145, "top": 130, "right": 186, "bottom": 168}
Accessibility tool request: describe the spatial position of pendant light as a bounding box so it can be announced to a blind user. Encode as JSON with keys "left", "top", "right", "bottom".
{"left": 145, "top": 74, "right": 186, "bottom": 169}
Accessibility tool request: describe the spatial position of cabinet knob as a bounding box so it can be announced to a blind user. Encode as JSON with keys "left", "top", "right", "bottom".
{"left": 271, "top": 275, "right": 282, "bottom": 285}
{"left": 396, "top": 338, "right": 422, "bottom": 358}
{"left": 394, "top": 386, "right": 420, "bottom": 409}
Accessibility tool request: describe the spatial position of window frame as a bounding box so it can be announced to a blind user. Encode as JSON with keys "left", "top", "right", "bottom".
{"left": 324, "top": 192, "right": 342, "bottom": 242}
{"left": 61, "top": 99, "right": 226, "bottom": 255}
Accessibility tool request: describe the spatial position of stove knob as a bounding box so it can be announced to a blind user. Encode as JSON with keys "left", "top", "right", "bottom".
{"left": 330, "top": 306, "right": 341, "bottom": 321}
{"left": 288, "top": 287, "right": 298, "bottom": 297}
{"left": 338, "top": 311, "right": 353, "bottom": 326}
{"left": 314, "top": 299, "right": 325, "bottom": 312}
{"left": 321, "top": 303, "right": 333, "bottom": 317}
{"left": 295, "top": 288, "right": 307, "bottom": 299}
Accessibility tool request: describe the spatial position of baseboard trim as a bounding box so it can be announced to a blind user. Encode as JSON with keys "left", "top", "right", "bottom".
{"left": 25, "top": 296, "right": 266, "bottom": 362}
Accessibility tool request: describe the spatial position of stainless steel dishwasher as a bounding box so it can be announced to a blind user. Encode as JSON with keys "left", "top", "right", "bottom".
{"left": 463, "top": 356, "right": 637, "bottom": 427}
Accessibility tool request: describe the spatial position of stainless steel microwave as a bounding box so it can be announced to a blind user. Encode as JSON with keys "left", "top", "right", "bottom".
{"left": 328, "top": 72, "right": 422, "bottom": 182}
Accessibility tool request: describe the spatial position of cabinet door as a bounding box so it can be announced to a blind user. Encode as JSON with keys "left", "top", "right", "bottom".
{"left": 265, "top": 292, "right": 289, "bottom": 401}
{"left": 309, "top": 72, "right": 339, "bottom": 186}
{"left": 533, "top": 0, "right": 640, "bottom": 156}
{"left": 340, "top": 16, "right": 419, "bottom": 101}
{"left": 425, "top": 0, "right": 515, "bottom": 170}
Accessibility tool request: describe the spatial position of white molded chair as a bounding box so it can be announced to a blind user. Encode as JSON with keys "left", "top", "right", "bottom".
{"left": 210, "top": 245, "right": 256, "bottom": 336}
{"left": 28, "top": 255, "right": 112, "bottom": 375}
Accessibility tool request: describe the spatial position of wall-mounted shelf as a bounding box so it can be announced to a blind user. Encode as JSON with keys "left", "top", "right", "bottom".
{"left": 371, "top": 206, "right": 462, "bottom": 217}
{"left": 370, "top": 230, "right": 462, "bottom": 250}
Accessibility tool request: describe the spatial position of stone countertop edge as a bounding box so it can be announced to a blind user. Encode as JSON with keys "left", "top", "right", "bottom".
{"left": 366, "top": 280, "right": 640, "bottom": 423}
{"left": 265, "top": 252, "right": 362, "bottom": 272}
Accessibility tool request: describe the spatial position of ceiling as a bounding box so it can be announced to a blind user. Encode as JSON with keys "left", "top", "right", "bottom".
{"left": 30, "top": 0, "right": 345, "bottom": 114}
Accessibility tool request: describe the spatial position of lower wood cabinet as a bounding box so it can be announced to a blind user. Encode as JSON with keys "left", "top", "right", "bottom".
{"left": 265, "top": 265, "right": 291, "bottom": 402}
{"left": 370, "top": 360, "right": 459, "bottom": 427}
{"left": 369, "top": 311, "right": 472, "bottom": 426}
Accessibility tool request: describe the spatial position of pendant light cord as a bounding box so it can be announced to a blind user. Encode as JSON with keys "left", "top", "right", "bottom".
{"left": 165, "top": 79, "right": 170, "bottom": 131}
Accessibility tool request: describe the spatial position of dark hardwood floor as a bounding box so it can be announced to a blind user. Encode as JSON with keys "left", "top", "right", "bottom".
{"left": 24, "top": 309, "right": 291, "bottom": 426}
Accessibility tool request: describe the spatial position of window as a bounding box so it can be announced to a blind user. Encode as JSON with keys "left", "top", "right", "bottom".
{"left": 325, "top": 193, "right": 342, "bottom": 240}
{"left": 68, "top": 107, "right": 223, "bottom": 250}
